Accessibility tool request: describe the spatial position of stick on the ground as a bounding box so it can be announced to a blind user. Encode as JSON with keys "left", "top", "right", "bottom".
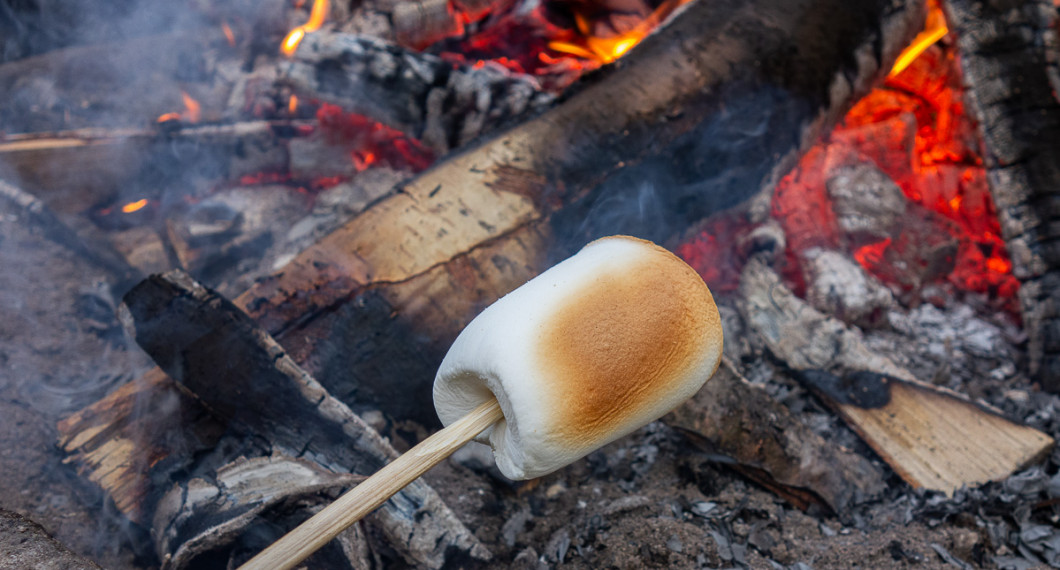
{"left": 239, "top": 398, "right": 503, "bottom": 570}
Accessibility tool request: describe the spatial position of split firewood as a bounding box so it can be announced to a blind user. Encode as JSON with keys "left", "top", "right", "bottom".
{"left": 941, "top": 0, "right": 1060, "bottom": 390}
{"left": 738, "top": 254, "right": 1054, "bottom": 495}
{"left": 282, "top": 32, "right": 555, "bottom": 154}
{"left": 118, "top": 270, "right": 490, "bottom": 569}
{"left": 665, "top": 359, "right": 886, "bottom": 516}
{"left": 59, "top": 0, "right": 926, "bottom": 533}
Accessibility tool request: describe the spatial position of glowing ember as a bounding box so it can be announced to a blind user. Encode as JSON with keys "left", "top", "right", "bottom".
{"left": 222, "top": 22, "right": 237, "bottom": 46}
{"left": 239, "top": 172, "right": 292, "bottom": 186}
{"left": 351, "top": 151, "right": 376, "bottom": 171}
{"left": 854, "top": 239, "right": 892, "bottom": 269}
{"left": 678, "top": 6, "right": 1018, "bottom": 309}
{"left": 121, "top": 199, "right": 150, "bottom": 214}
{"left": 157, "top": 91, "right": 202, "bottom": 123}
{"left": 281, "top": 0, "right": 329, "bottom": 57}
{"left": 316, "top": 103, "right": 434, "bottom": 173}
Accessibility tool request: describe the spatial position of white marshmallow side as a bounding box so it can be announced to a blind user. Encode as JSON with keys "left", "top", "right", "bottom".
{"left": 433, "top": 236, "right": 722, "bottom": 480}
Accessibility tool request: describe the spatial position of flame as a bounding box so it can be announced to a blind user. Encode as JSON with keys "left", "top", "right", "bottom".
{"left": 157, "top": 91, "right": 202, "bottom": 123}
{"left": 289, "top": 95, "right": 299, "bottom": 114}
{"left": 889, "top": 3, "right": 947, "bottom": 77}
{"left": 548, "top": 0, "right": 691, "bottom": 63}
{"left": 222, "top": 22, "right": 236, "bottom": 46}
{"left": 281, "top": 0, "right": 329, "bottom": 57}
{"left": 121, "top": 199, "right": 149, "bottom": 214}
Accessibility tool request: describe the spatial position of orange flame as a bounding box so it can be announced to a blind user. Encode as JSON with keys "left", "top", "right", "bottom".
{"left": 157, "top": 91, "right": 202, "bottom": 123}
{"left": 289, "top": 95, "right": 299, "bottom": 114}
{"left": 889, "top": 3, "right": 947, "bottom": 77}
{"left": 281, "top": 0, "right": 329, "bottom": 57}
{"left": 121, "top": 199, "right": 149, "bottom": 214}
{"left": 548, "top": 0, "right": 690, "bottom": 63}
{"left": 222, "top": 22, "right": 236, "bottom": 46}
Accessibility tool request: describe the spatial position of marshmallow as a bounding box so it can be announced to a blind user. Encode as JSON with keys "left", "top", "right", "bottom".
{"left": 433, "top": 236, "right": 723, "bottom": 480}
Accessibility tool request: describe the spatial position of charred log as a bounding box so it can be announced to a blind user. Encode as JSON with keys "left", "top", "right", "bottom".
{"left": 119, "top": 270, "right": 489, "bottom": 569}
{"left": 942, "top": 0, "right": 1060, "bottom": 389}
{"left": 282, "top": 33, "right": 555, "bottom": 154}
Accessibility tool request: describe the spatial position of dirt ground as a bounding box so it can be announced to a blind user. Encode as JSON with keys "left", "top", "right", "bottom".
{"left": 1, "top": 186, "right": 1056, "bottom": 569}
{"left": 422, "top": 427, "right": 980, "bottom": 569}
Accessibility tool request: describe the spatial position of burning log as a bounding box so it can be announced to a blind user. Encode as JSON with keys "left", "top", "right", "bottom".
{"left": 282, "top": 33, "right": 555, "bottom": 154}
{"left": 941, "top": 0, "right": 1060, "bottom": 389}
{"left": 248, "top": 0, "right": 928, "bottom": 367}
{"left": 118, "top": 270, "right": 489, "bottom": 568}
{"left": 665, "top": 360, "right": 886, "bottom": 516}
{"left": 59, "top": 0, "right": 927, "bottom": 538}
{"left": 738, "top": 252, "right": 1054, "bottom": 495}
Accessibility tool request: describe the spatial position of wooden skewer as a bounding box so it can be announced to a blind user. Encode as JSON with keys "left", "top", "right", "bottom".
{"left": 238, "top": 398, "right": 503, "bottom": 570}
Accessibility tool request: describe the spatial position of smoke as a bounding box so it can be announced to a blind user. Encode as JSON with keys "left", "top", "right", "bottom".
{"left": 552, "top": 82, "right": 812, "bottom": 251}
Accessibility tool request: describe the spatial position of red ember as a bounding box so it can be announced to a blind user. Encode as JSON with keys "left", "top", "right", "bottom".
{"left": 315, "top": 103, "right": 434, "bottom": 173}
{"left": 679, "top": 5, "right": 1018, "bottom": 310}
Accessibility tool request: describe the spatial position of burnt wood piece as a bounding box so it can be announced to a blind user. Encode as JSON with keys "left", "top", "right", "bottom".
{"left": 283, "top": 33, "right": 555, "bottom": 154}
{"left": 942, "top": 0, "right": 1060, "bottom": 389}
{"left": 59, "top": 0, "right": 926, "bottom": 528}
{"left": 665, "top": 360, "right": 885, "bottom": 516}
{"left": 153, "top": 457, "right": 371, "bottom": 570}
{"left": 119, "top": 270, "right": 489, "bottom": 569}
{"left": 56, "top": 368, "right": 224, "bottom": 524}
{"left": 739, "top": 254, "right": 1054, "bottom": 495}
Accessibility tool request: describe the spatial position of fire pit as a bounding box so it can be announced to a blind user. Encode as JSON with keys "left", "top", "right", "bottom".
{"left": 2, "top": 0, "right": 1060, "bottom": 567}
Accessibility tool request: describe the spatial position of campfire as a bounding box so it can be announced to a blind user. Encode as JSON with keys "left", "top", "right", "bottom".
{"left": 2, "top": 0, "right": 1060, "bottom": 567}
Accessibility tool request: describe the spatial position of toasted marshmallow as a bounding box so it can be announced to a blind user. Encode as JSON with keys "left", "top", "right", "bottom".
{"left": 433, "top": 236, "right": 723, "bottom": 480}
